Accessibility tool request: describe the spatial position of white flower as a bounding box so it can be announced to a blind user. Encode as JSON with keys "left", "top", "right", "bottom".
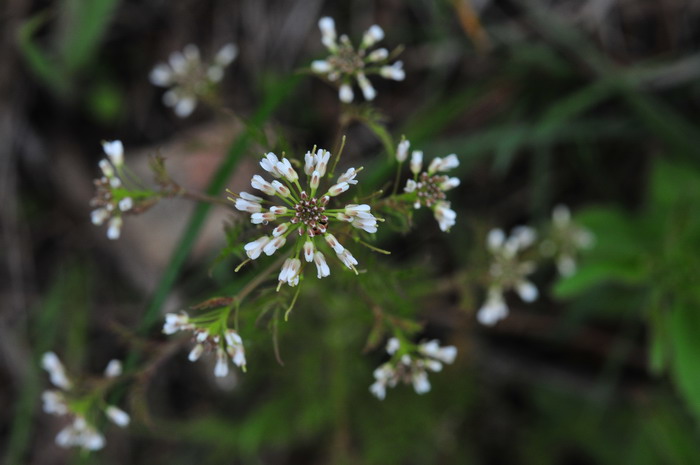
{"left": 41, "top": 352, "right": 71, "bottom": 390}
{"left": 312, "top": 17, "right": 404, "bottom": 102}
{"left": 263, "top": 236, "right": 286, "bottom": 256}
{"left": 412, "top": 370, "right": 431, "bottom": 394}
{"left": 314, "top": 251, "right": 330, "bottom": 278}
{"left": 214, "top": 347, "right": 229, "bottom": 377}
{"left": 225, "top": 330, "right": 246, "bottom": 368}
{"left": 368, "top": 48, "right": 389, "bottom": 62}
{"left": 396, "top": 139, "right": 410, "bottom": 163}
{"left": 214, "top": 43, "right": 238, "bottom": 67}
{"left": 434, "top": 202, "right": 456, "bottom": 232}
{"left": 118, "top": 197, "right": 133, "bottom": 212}
{"left": 91, "top": 208, "right": 109, "bottom": 226}
{"left": 362, "top": 25, "right": 384, "bottom": 48}
{"left": 386, "top": 337, "right": 400, "bottom": 355}
{"left": 418, "top": 340, "right": 457, "bottom": 364}
{"left": 102, "top": 140, "right": 124, "bottom": 166}
{"left": 188, "top": 344, "right": 204, "bottom": 362}
{"left": 319, "top": 17, "right": 337, "bottom": 51}
{"left": 251, "top": 175, "right": 276, "bottom": 196}
{"left": 380, "top": 61, "right": 405, "bottom": 81}
{"left": 103, "top": 359, "right": 123, "bottom": 378}
{"left": 339, "top": 84, "right": 354, "bottom": 103}
{"left": 42, "top": 390, "right": 68, "bottom": 415}
{"left": 162, "top": 312, "right": 192, "bottom": 334}
{"left": 338, "top": 249, "right": 358, "bottom": 270}
{"left": 337, "top": 167, "right": 359, "bottom": 185}
{"left": 410, "top": 151, "right": 423, "bottom": 175}
{"left": 279, "top": 258, "right": 302, "bottom": 286}
{"left": 107, "top": 217, "right": 122, "bottom": 240}
{"left": 477, "top": 288, "right": 508, "bottom": 326}
{"left": 105, "top": 406, "right": 130, "bottom": 427}
{"left": 357, "top": 73, "right": 376, "bottom": 100}
{"left": 515, "top": 280, "right": 538, "bottom": 302}
{"left": 56, "top": 417, "right": 106, "bottom": 451}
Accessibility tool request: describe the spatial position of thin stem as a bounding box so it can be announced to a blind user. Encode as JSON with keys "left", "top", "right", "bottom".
{"left": 178, "top": 189, "right": 231, "bottom": 207}
{"left": 391, "top": 162, "right": 403, "bottom": 196}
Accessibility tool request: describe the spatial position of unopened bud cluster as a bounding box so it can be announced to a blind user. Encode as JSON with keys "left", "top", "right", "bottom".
{"left": 150, "top": 43, "right": 238, "bottom": 117}
{"left": 41, "top": 352, "right": 129, "bottom": 451}
{"left": 370, "top": 337, "right": 457, "bottom": 400}
{"left": 311, "top": 17, "right": 405, "bottom": 103}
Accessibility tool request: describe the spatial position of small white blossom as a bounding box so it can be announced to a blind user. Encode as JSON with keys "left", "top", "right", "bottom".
{"left": 339, "top": 84, "right": 354, "bottom": 103}
{"left": 150, "top": 43, "right": 237, "bottom": 117}
{"left": 107, "top": 217, "right": 122, "bottom": 240}
{"left": 312, "top": 17, "right": 404, "bottom": 102}
{"left": 214, "top": 347, "right": 229, "bottom": 377}
{"left": 477, "top": 287, "right": 508, "bottom": 326}
{"left": 386, "top": 338, "right": 400, "bottom": 355}
{"left": 102, "top": 140, "right": 124, "bottom": 166}
{"left": 410, "top": 151, "right": 423, "bottom": 175}
{"left": 118, "top": 197, "right": 133, "bottom": 212}
{"left": 434, "top": 202, "right": 456, "bottom": 232}
{"left": 105, "top": 406, "right": 130, "bottom": 427}
{"left": 103, "top": 359, "right": 123, "bottom": 378}
{"left": 357, "top": 72, "right": 376, "bottom": 101}
{"left": 56, "top": 417, "right": 106, "bottom": 451}
{"left": 163, "top": 312, "right": 193, "bottom": 334}
{"left": 380, "top": 61, "right": 406, "bottom": 81}
{"left": 396, "top": 139, "right": 410, "bottom": 163}
{"left": 42, "top": 390, "right": 68, "bottom": 415}
{"left": 314, "top": 251, "right": 330, "bottom": 278}
{"left": 42, "top": 352, "right": 71, "bottom": 390}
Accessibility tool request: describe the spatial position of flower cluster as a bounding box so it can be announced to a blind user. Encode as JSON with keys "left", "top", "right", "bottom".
{"left": 90, "top": 141, "right": 137, "bottom": 240}
{"left": 397, "top": 139, "right": 459, "bottom": 232}
{"left": 163, "top": 311, "right": 246, "bottom": 377}
{"left": 150, "top": 43, "right": 238, "bottom": 117}
{"left": 540, "top": 205, "right": 594, "bottom": 276}
{"left": 231, "top": 149, "right": 379, "bottom": 287}
{"left": 477, "top": 227, "right": 539, "bottom": 326}
{"left": 311, "top": 17, "right": 405, "bottom": 103}
{"left": 41, "top": 352, "right": 129, "bottom": 451}
{"left": 370, "top": 337, "right": 457, "bottom": 400}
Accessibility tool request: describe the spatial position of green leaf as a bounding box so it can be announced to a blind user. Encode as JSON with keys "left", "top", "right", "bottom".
{"left": 58, "top": 0, "right": 119, "bottom": 74}
{"left": 669, "top": 301, "right": 700, "bottom": 424}
{"left": 553, "top": 261, "right": 648, "bottom": 298}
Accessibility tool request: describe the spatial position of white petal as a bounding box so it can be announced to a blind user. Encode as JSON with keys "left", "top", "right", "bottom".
{"left": 174, "top": 97, "right": 196, "bottom": 118}
{"left": 105, "top": 406, "right": 130, "bottom": 427}
{"left": 516, "top": 280, "right": 539, "bottom": 302}
{"left": 339, "top": 84, "right": 354, "bottom": 103}
{"left": 149, "top": 64, "right": 172, "bottom": 87}
{"left": 104, "top": 359, "right": 122, "bottom": 378}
